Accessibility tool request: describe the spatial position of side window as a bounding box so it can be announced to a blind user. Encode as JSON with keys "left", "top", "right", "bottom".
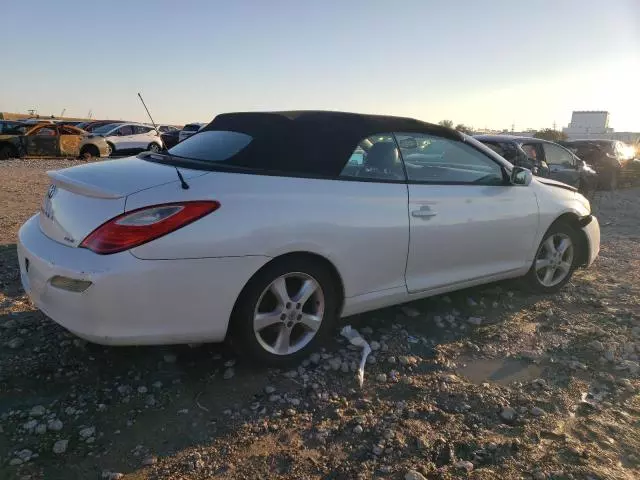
{"left": 542, "top": 143, "right": 574, "bottom": 167}
{"left": 133, "top": 125, "right": 152, "bottom": 134}
{"left": 521, "top": 143, "right": 541, "bottom": 161}
{"left": 480, "top": 141, "right": 518, "bottom": 162}
{"left": 35, "top": 127, "right": 57, "bottom": 136}
{"left": 59, "top": 126, "right": 77, "bottom": 135}
{"left": 117, "top": 125, "right": 134, "bottom": 136}
{"left": 397, "top": 133, "right": 504, "bottom": 185}
{"left": 339, "top": 133, "right": 405, "bottom": 181}
{"left": 5, "top": 123, "right": 26, "bottom": 135}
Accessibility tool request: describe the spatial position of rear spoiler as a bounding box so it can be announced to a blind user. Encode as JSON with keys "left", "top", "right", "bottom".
{"left": 47, "top": 171, "right": 124, "bottom": 199}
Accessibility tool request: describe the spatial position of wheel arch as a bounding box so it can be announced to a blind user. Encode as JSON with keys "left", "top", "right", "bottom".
{"left": 547, "top": 212, "right": 591, "bottom": 267}
{"left": 80, "top": 143, "right": 100, "bottom": 157}
{"left": 228, "top": 251, "right": 346, "bottom": 338}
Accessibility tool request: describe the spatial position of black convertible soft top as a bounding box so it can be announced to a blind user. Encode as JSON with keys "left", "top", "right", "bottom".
{"left": 199, "top": 111, "right": 463, "bottom": 176}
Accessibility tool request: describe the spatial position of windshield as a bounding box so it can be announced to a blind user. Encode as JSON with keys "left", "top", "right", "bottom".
{"left": 92, "top": 123, "right": 122, "bottom": 135}
{"left": 183, "top": 124, "right": 202, "bottom": 132}
{"left": 167, "top": 130, "right": 252, "bottom": 163}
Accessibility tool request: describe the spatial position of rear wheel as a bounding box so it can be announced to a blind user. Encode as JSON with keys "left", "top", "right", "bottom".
{"left": 230, "top": 258, "right": 339, "bottom": 365}
{"left": 522, "top": 223, "right": 581, "bottom": 293}
{"left": 578, "top": 176, "right": 596, "bottom": 199}
{"left": 602, "top": 169, "right": 619, "bottom": 190}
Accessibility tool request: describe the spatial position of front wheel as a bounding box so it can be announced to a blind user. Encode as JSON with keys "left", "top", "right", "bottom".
{"left": 601, "top": 169, "right": 619, "bottom": 190}
{"left": 522, "top": 223, "right": 581, "bottom": 293}
{"left": 80, "top": 145, "right": 100, "bottom": 160}
{"left": 0, "top": 144, "right": 18, "bottom": 160}
{"left": 147, "top": 142, "right": 161, "bottom": 153}
{"left": 608, "top": 170, "right": 619, "bottom": 190}
{"left": 230, "top": 258, "right": 339, "bottom": 365}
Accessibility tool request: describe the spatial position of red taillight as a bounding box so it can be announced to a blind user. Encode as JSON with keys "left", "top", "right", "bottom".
{"left": 80, "top": 201, "right": 220, "bottom": 254}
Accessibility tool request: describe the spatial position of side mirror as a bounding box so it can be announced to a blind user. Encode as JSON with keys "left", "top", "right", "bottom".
{"left": 511, "top": 166, "right": 533, "bottom": 186}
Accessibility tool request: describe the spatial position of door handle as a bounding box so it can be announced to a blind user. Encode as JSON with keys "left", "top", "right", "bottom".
{"left": 412, "top": 209, "right": 437, "bottom": 218}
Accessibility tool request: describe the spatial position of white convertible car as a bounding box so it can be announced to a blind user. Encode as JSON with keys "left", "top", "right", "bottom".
{"left": 17, "top": 111, "right": 600, "bottom": 364}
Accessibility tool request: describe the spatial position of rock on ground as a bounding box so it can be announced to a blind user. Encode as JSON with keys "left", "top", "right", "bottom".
{"left": 52, "top": 439, "right": 68, "bottom": 454}
{"left": 405, "top": 470, "right": 428, "bottom": 480}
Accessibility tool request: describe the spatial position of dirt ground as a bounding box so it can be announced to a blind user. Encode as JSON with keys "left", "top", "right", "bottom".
{"left": 0, "top": 159, "right": 638, "bottom": 480}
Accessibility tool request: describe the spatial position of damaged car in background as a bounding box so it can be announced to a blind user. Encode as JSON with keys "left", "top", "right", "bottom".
{"left": 0, "top": 123, "right": 111, "bottom": 160}
{"left": 17, "top": 111, "right": 600, "bottom": 365}
{"left": 559, "top": 139, "right": 635, "bottom": 190}
{"left": 474, "top": 135, "right": 598, "bottom": 193}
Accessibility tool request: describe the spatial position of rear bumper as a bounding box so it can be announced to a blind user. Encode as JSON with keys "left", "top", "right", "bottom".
{"left": 18, "top": 214, "right": 270, "bottom": 345}
{"left": 582, "top": 215, "right": 600, "bottom": 267}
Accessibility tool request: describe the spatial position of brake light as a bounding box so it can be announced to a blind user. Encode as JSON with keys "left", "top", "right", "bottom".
{"left": 80, "top": 201, "right": 220, "bottom": 254}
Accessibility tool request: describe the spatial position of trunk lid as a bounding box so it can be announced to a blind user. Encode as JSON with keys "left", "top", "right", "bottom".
{"left": 39, "top": 156, "right": 207, "bottom": 247}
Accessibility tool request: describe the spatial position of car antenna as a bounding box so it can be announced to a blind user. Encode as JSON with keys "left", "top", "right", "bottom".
{"left": 137, "top": 92, "right": 189, "bottom": 190}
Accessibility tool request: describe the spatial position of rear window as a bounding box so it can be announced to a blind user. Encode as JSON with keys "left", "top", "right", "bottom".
{"left": 168, "top": 130, "right": 252, "bottom": 162}
{"left": 183, "top": 124, "right": 202, "bottom": 132}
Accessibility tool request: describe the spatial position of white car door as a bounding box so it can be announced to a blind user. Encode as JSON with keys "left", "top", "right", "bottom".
{"left": 130, "top": 125, "right": 155, "bottom": 149}
{"left": 109, "top": 125, "right": 135, "bottom": 150}
{"left": 397, "top": 133, "right": 539, "bottom": 293}
{"left": 334, "top": 133, "right": 410, "bottom": 300}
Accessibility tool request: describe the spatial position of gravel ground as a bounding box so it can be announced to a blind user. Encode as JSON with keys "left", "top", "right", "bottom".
{"left": 0, "top": 159, "right": 639, "bottom": 480}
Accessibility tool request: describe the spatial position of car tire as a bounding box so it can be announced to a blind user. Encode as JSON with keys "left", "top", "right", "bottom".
{"left": 578, "top": 177, "right": 596, "bottom": 199}
{"left": 522, "top": 222, "right": 581, "bottom": 293}
{"left": 107, "top": 142, "right": 116, "bottom": 157}
{"left": 0, "top": 144, "right": 18, "bottom": 160}
{"left": 608, "top": 170, "right": 619, "bottom": 190}
{"left": 147, "top": 142, "right": 161, "bottom": 153}
{"left": 79, "top": 145, "right": 100, "bottom": 160}
{"left": 230, "top": 257, "right": 340, "bottom": 366}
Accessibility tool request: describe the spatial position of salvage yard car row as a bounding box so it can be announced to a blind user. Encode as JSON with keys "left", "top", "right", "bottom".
{"left": 2, "top": 117, "right": 637, "bottom": 194}
{"left": 0, "top": 119, "right": 202, "bottom": 159}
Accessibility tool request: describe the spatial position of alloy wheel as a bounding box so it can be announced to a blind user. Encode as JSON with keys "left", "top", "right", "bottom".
{"left": 535, "top": 233, "right": 574, "bottom": 287}
{"left": 253, "top": 272, "right": 325, "bottom": 356}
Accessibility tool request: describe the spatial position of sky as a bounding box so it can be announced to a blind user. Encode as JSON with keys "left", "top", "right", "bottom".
{"left": 1, "top": 0, "right": 639, "bottom": 131}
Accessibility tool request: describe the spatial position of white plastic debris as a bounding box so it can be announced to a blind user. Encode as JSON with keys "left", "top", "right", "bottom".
{"left": 340, "top": 326, "right": 371, "bottom": 387}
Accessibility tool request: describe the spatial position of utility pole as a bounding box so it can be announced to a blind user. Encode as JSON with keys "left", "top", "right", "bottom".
{"left": 60, "top": 108, "right": 66, "bottom": 118}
